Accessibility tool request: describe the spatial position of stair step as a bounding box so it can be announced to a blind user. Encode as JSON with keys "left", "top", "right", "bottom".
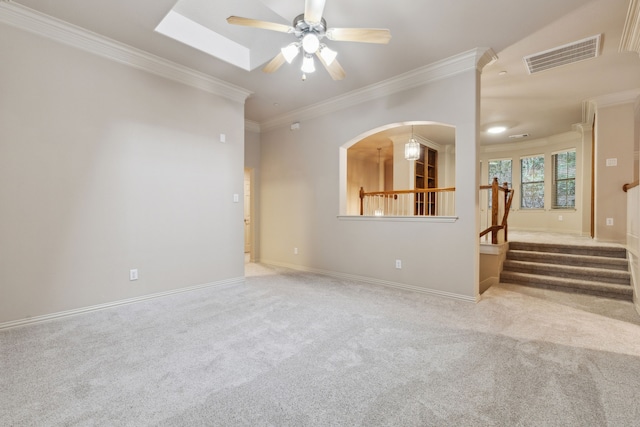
{"left": 507, "top": 250, "right": 629, "bottom": 271}
{"left": 500, "top": 271, "right": 633, "bottom": 300}
{"left": 503, "top": 260, "right": 631, "bottom": 285}
{"left": 509, "top": 241, "right": 627, "bottom": 259}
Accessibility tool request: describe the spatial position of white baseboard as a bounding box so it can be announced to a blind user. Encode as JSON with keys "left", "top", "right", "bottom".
{"left": 260, "top": 260, "right": 479, "bottom": 303}
{"left": 479, "top": 277, "right": 498, "bottom": 294}
{"left": 0, "top": 277, "right": 245, "bottom": 331}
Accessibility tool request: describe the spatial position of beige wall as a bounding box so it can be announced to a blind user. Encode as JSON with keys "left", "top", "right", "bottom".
{"left": 480, "top": 131, "right": 586, "bottom": 235}
{"left": 259, "top": 65, "right": 482, "bottom": 301}
{"left": 0, "top": 24, "right": 246, "bottom": 324}
{"left": 245, "top": 128, "right": 261, "bottom": 261}
{"left": 594, "top": 102, "right": 636, "bottom": 243}
{"left": 346, "top": 151, "right": 381, "bottom": 215}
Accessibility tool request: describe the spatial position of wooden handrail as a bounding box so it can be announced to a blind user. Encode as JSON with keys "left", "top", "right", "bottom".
{"left": 479, "top": 177, "right": 513, "bottom": 243}
{"left": 479, "top": 225, "right": 504, "bottom": 238}
{"left": 362, "top": 187, "right": 456, "bottom": 196}
{"left": 623, "top": 180, "right": 639, "bottom": 192}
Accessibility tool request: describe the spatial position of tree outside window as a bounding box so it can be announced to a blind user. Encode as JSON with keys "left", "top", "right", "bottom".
{"left": 521, "top": 155, "right": 544, "bottom": 209}
{"left": 552, "top": 150, "right": 576, "bottom": 208}
{"left": 488, "top": 159, "right": 512, "bottom": 207}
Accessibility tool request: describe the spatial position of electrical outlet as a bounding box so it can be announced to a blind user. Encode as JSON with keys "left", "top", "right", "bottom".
{"left": 395, "top": 259, "right": 402, "bottom": 269}
{"left": 558, "top": 215, "right": 563, "bottom": 221}
{"left": 606, "top": 218, "right": 614, "bottom": 226}
{"left": 294, "top": 247, "right": 298, "bottom": 255}
{"left": 129, "top": 269, "right": 138, "bottom": 281}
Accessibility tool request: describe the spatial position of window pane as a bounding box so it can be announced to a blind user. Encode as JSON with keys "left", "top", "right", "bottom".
{"left": 488, "top": 159, "right": 512, "bottom": 208}
{"left": 522, "top": 156, "right": 544, "bottom": 182}
{"left": 552, "top": 150, "right": 576, "bottom": 208}
{"left": 488, "top": 159, "right": 512, "bottom": 186}
{"left": 522, "top": 182, "right": 544, "bottom": 208}
{"left": 521, "top": 155, "right": 544, "bottom": 209}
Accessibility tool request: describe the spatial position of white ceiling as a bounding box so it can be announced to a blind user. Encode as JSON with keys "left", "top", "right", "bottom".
{"left": 9, "top": 0, "right": 640, "bottom": 146}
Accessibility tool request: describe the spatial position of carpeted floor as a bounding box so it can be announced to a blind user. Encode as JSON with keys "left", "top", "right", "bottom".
{"left": 1, "top": 262, "right": 640, "bottom": 426}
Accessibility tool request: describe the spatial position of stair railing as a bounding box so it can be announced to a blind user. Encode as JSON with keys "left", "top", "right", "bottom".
{"left": 623, "top": 179, "right": 639, "bottom": 192}
{"left": 359, "top": 187, "right": 456, "bottom": 216}
{"left": 479, "top": 178, "right": 514, "bottom": 244}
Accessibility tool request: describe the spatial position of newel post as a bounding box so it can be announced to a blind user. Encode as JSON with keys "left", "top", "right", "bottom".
{"left": 491, "top": 177, "right": 499, "bottom": 244}
{"left": 502, "top": 181, "right": 509, "bottom": 242}
{"left": 359, "top": 187, "right": 364, "bottom": 216}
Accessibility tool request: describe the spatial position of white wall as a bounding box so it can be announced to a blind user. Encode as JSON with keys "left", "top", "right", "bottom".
{"left": 480, "top": 131, "right": 586, "bottom": 235}
{"left": 0, "top": 24, "right": 246, "bottom": 324}
{"left": 259, "top": 64, "right": 482, "bottom": 301}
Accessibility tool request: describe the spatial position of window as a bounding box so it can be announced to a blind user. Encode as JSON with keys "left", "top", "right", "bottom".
{"left": 521, "top": 155, "right": 544, "bottom": 209}
{"left": 552, "top": 150, "right": 576, "bottom": 208}
{"left": 488, "top": 159, "right": 512, "bottom": 207}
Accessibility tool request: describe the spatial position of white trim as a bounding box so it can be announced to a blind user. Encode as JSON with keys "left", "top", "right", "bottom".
{"left": 337, "top": 215, "right": 458, "bottom": 223}
{"left": 0, "top": 1, "right": 252, "bottom": 103}
{"left": 482, "top": 131, "right": 580, "bottom": 153}
{"left": 620, "top": 0, "right": 640, "bottom": 56}
{"left": 260, "top": 260, "right": 478, "bottom": 303}
{"left": 479, "top": 242, "right": 508, "bottom": 255}
{"left": 589, "top": 89, "right": 640, "bottom": 109}
{"left": 479, "top": 276, "right": 498, "bottom": 293}
{"left": 259, "top": 48, "right": 495, "bottom": 132}
{"left": 0, "top": 277, "right": 244, "bottom": 330}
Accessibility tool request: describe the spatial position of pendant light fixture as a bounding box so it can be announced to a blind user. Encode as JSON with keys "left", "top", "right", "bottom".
{"left": 404, "top": 125, "right": 420, "bottom": 161}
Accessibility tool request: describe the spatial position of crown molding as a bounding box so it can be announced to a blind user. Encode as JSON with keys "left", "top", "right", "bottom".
{"left": 588, "top": 89, "right": 640, "bottom": 108}
{"left": 481, "top": 131, "right": 580, "bottom": 153}
{"left": 244, "top": 120, "right": 261, "bottom": 133}
{"left": 259, "top": 47, "right": 496, "bottom": 132}
{"left": 0, "top": 1, "right": 252, "bottom": 103}
{"left": 620, "top": 0, "right": 640, "bottom": 56}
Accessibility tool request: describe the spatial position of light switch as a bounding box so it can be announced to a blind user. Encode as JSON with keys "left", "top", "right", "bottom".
{"left": 220, "top": 133, "right": 226, "bottom": 143}
{"left": 233, "top": 193, "right": 239, "bottom": 203}
{"left": 606, "top": 158, "right": 617, "bottom": 167}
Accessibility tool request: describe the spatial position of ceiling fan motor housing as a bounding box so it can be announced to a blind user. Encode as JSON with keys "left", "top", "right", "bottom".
{"left": 293, "top": 13, "right": 327, "bottom": 41}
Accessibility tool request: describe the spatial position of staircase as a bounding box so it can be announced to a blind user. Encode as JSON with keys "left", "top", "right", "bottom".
{"left": 500, "top": 241, "right": 633, "bottom": 300}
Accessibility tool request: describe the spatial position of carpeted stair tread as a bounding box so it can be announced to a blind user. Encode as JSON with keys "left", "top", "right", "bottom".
{"left": 503, "top": 259, "right": 631, "bottom": 285}
{"left": 500, "top": 271, "right": 633, "bottom": 300}
{"left": 508, "top": 241, "right": 627, "bottom": 258}
{"left": 507, "top": 249, "right": 629, "bottom": 271}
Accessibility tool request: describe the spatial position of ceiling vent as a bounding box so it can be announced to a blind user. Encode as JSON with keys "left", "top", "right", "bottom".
{"left": 524, "top": 34, "right": 601, "bottom": 74}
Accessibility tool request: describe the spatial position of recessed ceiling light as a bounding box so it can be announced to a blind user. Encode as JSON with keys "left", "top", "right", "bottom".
{"left": 509, "top": 133, "right": 529, "bottom": 139}
{"left": 498, "top": 70, "right": 507, "bottom": 76}
{"left": 487, "top": 126, "right": 507, "bottom": 134}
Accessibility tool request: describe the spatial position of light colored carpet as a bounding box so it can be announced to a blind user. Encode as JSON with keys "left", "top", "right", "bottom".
{"left": 1, "top": 262, "right": 640, "bottom": 426}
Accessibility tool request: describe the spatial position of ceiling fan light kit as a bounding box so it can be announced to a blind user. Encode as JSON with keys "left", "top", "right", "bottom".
{"left": 302, "top": 55, "right": 316, "bottom": 73}
{"left": 227, "top": 0, "right": 391, "bottom": 80}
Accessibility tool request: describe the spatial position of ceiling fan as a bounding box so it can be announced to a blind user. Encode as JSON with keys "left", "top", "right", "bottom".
{"left": 227, "top": 0, "right": 391, "bottom": 80}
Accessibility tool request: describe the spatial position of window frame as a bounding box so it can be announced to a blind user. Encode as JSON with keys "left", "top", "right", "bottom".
{"left": 551, "top": 149, "right": 576, "bottom": 209}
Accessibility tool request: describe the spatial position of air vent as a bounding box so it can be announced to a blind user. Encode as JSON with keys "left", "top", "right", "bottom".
{"left": 524, "top": 35, "right": 601, "bottom": 74}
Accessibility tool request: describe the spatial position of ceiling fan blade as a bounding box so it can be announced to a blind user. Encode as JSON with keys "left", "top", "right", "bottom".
{"left": 227, "top": 16, "right": 293, "bottom": 33}
{"left": 326, "top": 28, "right": 391, "bottom": 44}
{"left": 316, "top": 51, "right": 346, "bottom": 80}
{"left": 304, "top": 0, "right": 326, "bottom": 24}
{"left": 263, "top": 52, "right": 287, "bottom": 73}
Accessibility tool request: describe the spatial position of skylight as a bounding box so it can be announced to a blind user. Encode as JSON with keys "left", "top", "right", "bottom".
{"left": 155, "top": 10, "right": 251, "bottom": 71}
